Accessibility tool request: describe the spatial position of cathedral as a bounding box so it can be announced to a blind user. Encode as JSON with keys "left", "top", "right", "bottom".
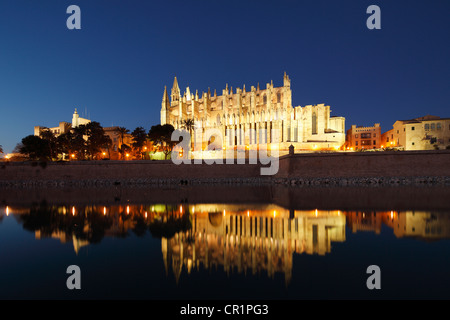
{"left": 160, "top": 73, "right": 345, "bottom": 153}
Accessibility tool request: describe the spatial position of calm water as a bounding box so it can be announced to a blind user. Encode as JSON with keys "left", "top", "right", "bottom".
{"left": 1, "top": 186, "right": 450, "bottom": 300}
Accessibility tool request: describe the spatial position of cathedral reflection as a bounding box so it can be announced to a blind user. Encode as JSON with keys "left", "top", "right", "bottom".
{"left": 162, "top": 205, "right": 345, "bottom": 285}
{"left": 3, "top": 204, "right": 450, "bottom": 285}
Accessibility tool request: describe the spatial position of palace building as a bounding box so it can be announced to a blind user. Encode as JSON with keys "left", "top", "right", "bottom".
{"left": 381, "top": 115, "right": 450, "bottom": 151}
{"left": 160, "top": 73, "right": 346, "bottom": 153}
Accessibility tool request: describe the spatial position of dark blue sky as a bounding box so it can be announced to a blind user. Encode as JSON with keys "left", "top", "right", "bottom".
{"left": 1, "top": 0, "right": 449, "bottom": 154}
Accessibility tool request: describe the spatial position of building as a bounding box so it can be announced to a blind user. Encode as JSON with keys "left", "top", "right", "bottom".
{"left": 34, "top": 108, "right": 90, "bottom": 137}
{"left": 160, "top": 73, "right": 346, "bottom": 154}
{"left": 103, "top": 126, "right": 134, "bottom": 160}
{"left": 381, "top": 115, "right": 450, "bottom": 150}
{"left": 33, "top": 109, "right": 134, "bottom": 160}
{"left": 345, "top": 123, "right": 381, "bottom": 150}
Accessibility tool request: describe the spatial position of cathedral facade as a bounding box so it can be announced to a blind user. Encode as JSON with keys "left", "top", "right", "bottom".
{"left": 160, "top": 73, "right": 345, "bottom": 152}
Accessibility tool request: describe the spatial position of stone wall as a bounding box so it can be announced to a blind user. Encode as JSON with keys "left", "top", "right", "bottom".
{"left": 1, "top": 150, "right": 449, "bottom": 188}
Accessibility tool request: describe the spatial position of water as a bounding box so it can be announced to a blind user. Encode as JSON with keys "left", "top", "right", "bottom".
{"left": 0, "top": 185, "right": 450, "bottom": 300}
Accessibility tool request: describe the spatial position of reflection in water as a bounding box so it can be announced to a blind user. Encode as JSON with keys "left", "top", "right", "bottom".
{"left": 2, "top": 203, "right": 450, "bottom": 285}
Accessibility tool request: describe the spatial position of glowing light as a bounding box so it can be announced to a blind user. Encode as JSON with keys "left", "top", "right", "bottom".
{"left": 313, "top": 145, "right": 318, "bottom": 150}
{"left": 334, "top": 146, "right": 339, "bottom": 150}
{"left": 5, "top": 155, "right": 10, "bottom": 159}
{"left": 273, "top": 210, "right": 276, "bottom": 218}
{"left": 381, "top": 145, "right": 384, "bottom": 148}
{"left": 223, "top": 209, "right": 226, "bottom": 216}
{"left": 315, "top": 209, "right": 318, "bottom": 217}
{"left": 144, "top": 146, "right": 147, "bottom": 150}
{"left": 180, "top": 205, "right": 183, "bottom": 214}
{"left": 151, "top": 206, "right": 154, "bottom": 212}
{"left": 337, "top": 210, "right": 341, "bottom": 216}
{"left": 247, "top": 211, "right": 250, "bottom": 217}
{"left": 390, "top": 211, "right": 394, "bottom": 219}
{"left": 102, "top": 152, "right": 106, "bottom": 156}
{"left": 145, "top": 211, "right": 148, "bottom": 218}
{"left": 126, "top": 206, "right": 130, "bottom": 214}
{"left": 103, "top": 207, "right": 107, "bottom": 215}
{"left": 192, "top": 207, "right": 195, "bottom": 213}
{"left": 72, "top": 206, "right": 75, "bottom": 216}
{"left": 126, "top": 153, "right": 130, "bottom": 158}
{"left": 6, "top": 206, "right": 9, "bottom": 216}
{"left": 71, "top": 154, "right": 75, "bottom": 158}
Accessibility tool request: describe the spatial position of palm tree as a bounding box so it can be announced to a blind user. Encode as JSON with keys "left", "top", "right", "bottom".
{"left": 116, "top": 127, "right": 130, "bottom": 146}
{"left": 115, "top": 127, "right": 130, "bottom": 159}
{"left": 181, "top": 119, "right": 195, "bottom": 150}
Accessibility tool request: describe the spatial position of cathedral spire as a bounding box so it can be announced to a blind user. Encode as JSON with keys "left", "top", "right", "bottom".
{"left": 162, "top": 86, "right": 169, "bottom": 104}
{"left": 173, "top": 76, "right": 179, "bottom": 91}
{"left": 171, "top": 76, "right": 180, "bottom": 103}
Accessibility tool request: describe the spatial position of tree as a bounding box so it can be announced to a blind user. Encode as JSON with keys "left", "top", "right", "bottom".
{"left": 0, "top": 145, "right": 3, "bottom": 154}
{"left": 70, "top": 125, "right": 88, "bottom": 159}
{"left": 116, "top": 127, "right": 129, "bottom": 147}
{"left": 181, "top": 119, "right": 195, "bottom": 150}
{"left": 85, "top": 122, "right": 111, "bottom": 160}
{"left": 19, "top": 135, "right": 51, "bottom": 161}
{"left": 56, "top": 131, "right": 75, "bottom": 159}
{"left": 39, "top": 128, "right": 58, "bottom": 160}
{"left": 119, "top": 143, "right": 132, "bottom": 160}
{"left": 131, "top": 126, "right": 147, "bottom": 159}
{"left": 148, "top": 124, "right": 175, "bottom": 160}
{"left": 115, "top": 127, "right": 130, "bottom": 159}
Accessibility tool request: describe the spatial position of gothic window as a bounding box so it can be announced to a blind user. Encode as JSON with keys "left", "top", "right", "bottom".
{"left": 217, "top": 114, "right": 221, "bottom": 125}
{"left": 263, "top": 94, "right": 267, "bottom": 104}
{"left": 277, "top": 92, "right": 281, "bottom": 103}
{"left": 312, "top": 112, "right": 317, "bottom": 135}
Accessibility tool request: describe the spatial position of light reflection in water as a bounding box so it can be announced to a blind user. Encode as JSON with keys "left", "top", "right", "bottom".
{"left": 2, "top": 204, "right": 450, "bottom": 285}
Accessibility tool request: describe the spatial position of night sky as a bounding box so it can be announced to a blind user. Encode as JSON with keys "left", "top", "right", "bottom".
{"left": 0, "top": 0, "right": 449, "bottom": 154}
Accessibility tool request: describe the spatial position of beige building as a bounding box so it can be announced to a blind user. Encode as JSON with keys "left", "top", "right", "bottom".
{"left": 161, "top": 73, "right": 346, "bottom": 153}
{"left": 381, "top": 115, "right": 450, "bottom": 150}
{"left": 34, "top": 108, "right": 90, "bottom": 137}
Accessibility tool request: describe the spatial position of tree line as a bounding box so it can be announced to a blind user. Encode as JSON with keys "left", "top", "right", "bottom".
{"left": 9, "top": 122, "right": 178, "bottom": 161}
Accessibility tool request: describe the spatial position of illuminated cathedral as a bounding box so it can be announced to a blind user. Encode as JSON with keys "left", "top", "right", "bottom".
{"left": 160, "top": 73, "right": 345, "bottom": 152}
